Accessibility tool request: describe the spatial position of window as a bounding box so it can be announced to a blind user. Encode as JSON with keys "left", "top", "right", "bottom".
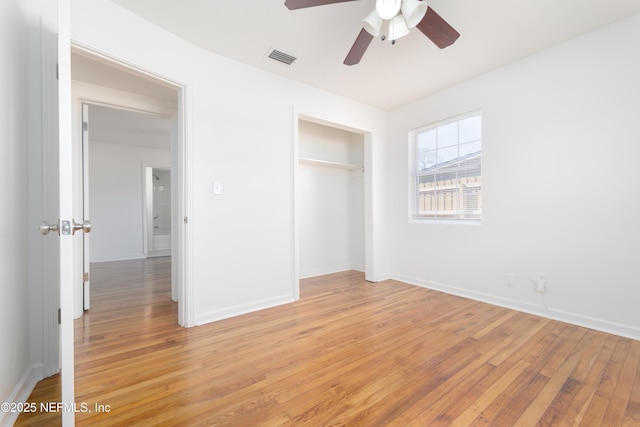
{"left": 411, "top": 111, "right": 482, "bottom": 221}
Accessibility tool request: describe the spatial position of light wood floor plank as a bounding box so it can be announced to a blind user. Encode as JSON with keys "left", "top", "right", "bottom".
{"left": 603, "top": 339, "right": 640, "bottom": 426}
{"left": 559, "top": 333, "right": 619, "bottom": 426}
{"left": 449, "top": 359, "right": 530, "bottom": 426}
{"left": 513, "top": 328, "right": 599, "bottom": 426}
{"left": 15, "top": 258, "right": 640, "bottom": 426}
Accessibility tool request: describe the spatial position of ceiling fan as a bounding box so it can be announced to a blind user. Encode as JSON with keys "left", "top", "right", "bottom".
{"left": 284, "top": 0, "right": 460, "bottom": 65}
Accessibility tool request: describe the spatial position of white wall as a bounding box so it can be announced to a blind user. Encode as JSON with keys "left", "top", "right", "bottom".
{"left": 299, "top": 120, "right": 365, "bottom": 166}
{"left": 387, "top": 14, "right": 640, "bottom": 339}
{"left": 71, "top": 0, "right": 389, "bottom": 326}
{"left": 89, "top": 141, "right": 170, "bottom": 262}
{"left": 299, "top": 120, "right": 364, "bottom": 277}
{"left": 0, "top": 0, "right": 31, "bottom": 420}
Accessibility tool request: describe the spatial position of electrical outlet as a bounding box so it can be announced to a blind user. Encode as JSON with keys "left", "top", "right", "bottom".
{"left": 505, "top": 273, "right": 515, "bottom": 288}
{"left": 536, "top": 273, "right": 546, "bottom": 293}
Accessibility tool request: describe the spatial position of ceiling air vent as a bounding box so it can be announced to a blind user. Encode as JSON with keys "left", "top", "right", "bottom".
{"left": 268, "top": 49, "right": 297, "bottom": 65}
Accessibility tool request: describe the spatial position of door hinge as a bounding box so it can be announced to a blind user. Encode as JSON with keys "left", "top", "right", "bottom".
{"left": 82, "top": 121, "right": 88, "bottom": 132}
{"left": 83, "top": 272, "right": 89, "bottom": 282}
{"left": 58, "top": 308, "right": 61, "bottom": 325}
{"left": 184, "top": 216, "right": 188, "bottom": 224}
{"left": 56, "top": 64, "right": 59, "bottom": 80}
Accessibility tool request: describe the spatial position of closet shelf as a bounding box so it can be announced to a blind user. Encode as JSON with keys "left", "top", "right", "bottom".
{"left": 299, "top": 157, "right": 362, "bottom": 171}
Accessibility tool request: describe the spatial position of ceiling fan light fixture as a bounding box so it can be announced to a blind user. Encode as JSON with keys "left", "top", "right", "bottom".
{"left": 375, "top": 0, "right": 402, "bottom": 20}
{"left": 389, "top": 13, "right": 410, "bottom": 41}
{"left": 362, "top": 9, "right": 383, "bottom": 37}
{"left": 400, "top": 0, "right": 428, "bottom": 28}
{"left": 283, "top": 0, "right": 460, "bottom": 66}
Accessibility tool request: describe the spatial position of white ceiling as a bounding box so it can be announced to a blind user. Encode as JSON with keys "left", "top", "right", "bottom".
{"left": 108, "top": 0, "right": 640, "bottom": 111}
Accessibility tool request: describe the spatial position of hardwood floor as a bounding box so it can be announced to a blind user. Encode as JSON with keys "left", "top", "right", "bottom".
{"left": 16, "top": 258, "right": 640, "bottom": 426}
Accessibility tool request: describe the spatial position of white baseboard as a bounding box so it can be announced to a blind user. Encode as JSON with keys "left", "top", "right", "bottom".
{"left": 195, "top": 294, "right": 295, "bottom": 326}
{"left": 351, "top": 264, "right": 366, "bottom": 273}
{"left": 299, "top": 264, "right": 364, "bottom": 279}
{"left": 0, "top": 364, "right": 44, "bottom": 426}
{"left": 90, "top": 254, "right": 146, "bottom": 263}
{"left": 147, "top": 249, "right": 171, "bottom": 258}
{"left": 391, "top": 273, "right": 640, "bottom": 341}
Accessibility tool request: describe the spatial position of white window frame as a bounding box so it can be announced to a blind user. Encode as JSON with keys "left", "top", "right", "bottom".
{"left": 409, "top": 110, "right": 482, "bottom": 224}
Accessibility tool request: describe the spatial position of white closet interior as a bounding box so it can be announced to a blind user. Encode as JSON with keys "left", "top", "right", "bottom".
{"left": 298, "top": 119, "right": 364, "bottom": 278}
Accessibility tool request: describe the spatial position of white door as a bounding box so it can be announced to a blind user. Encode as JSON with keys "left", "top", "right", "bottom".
{"left": 38, "top": 2, "right": 76, "bottom": 425}
{"left": 57, "top": 1, "right": 80, "bottom": 425}
{"left": 36, "top": 2, "right": 74, "bottom": 426}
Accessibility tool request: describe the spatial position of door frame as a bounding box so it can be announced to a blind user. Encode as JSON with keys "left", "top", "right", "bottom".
{"left": 70, "top": 43, "right": 193, "bottom": 327}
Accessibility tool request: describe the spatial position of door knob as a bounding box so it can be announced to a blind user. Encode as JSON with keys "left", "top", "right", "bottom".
{"left": 72, "top": 219, "right": 91, "bottom": 235}
{"left": 38, "top": 220, "right": 59, "bottom": 235}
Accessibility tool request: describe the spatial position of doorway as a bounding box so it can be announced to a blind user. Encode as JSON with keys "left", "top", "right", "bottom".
{"left": 294, "top": 114, "right": 373, "bottom": 300}
{"left": 297, "top": 119, "right": 365, "bottom": 278}
{"left": 71, "top": 46, "right": 193, "bottom": 320}
{"left": 144, "top": 166, "right": 172, "bottom": 258}
{"left": 71, "top": 47, "right": 189, "bottom": 321}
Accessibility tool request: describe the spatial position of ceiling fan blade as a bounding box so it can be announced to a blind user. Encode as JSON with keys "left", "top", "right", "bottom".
{"left": 343, "top": 28, "right": 374, "bottom": 66}
{"left": 415, "top": 7, "right": 460, "bottom": 49}
{"left": 285, "top": 0, "right": 359, "bottom": 10}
